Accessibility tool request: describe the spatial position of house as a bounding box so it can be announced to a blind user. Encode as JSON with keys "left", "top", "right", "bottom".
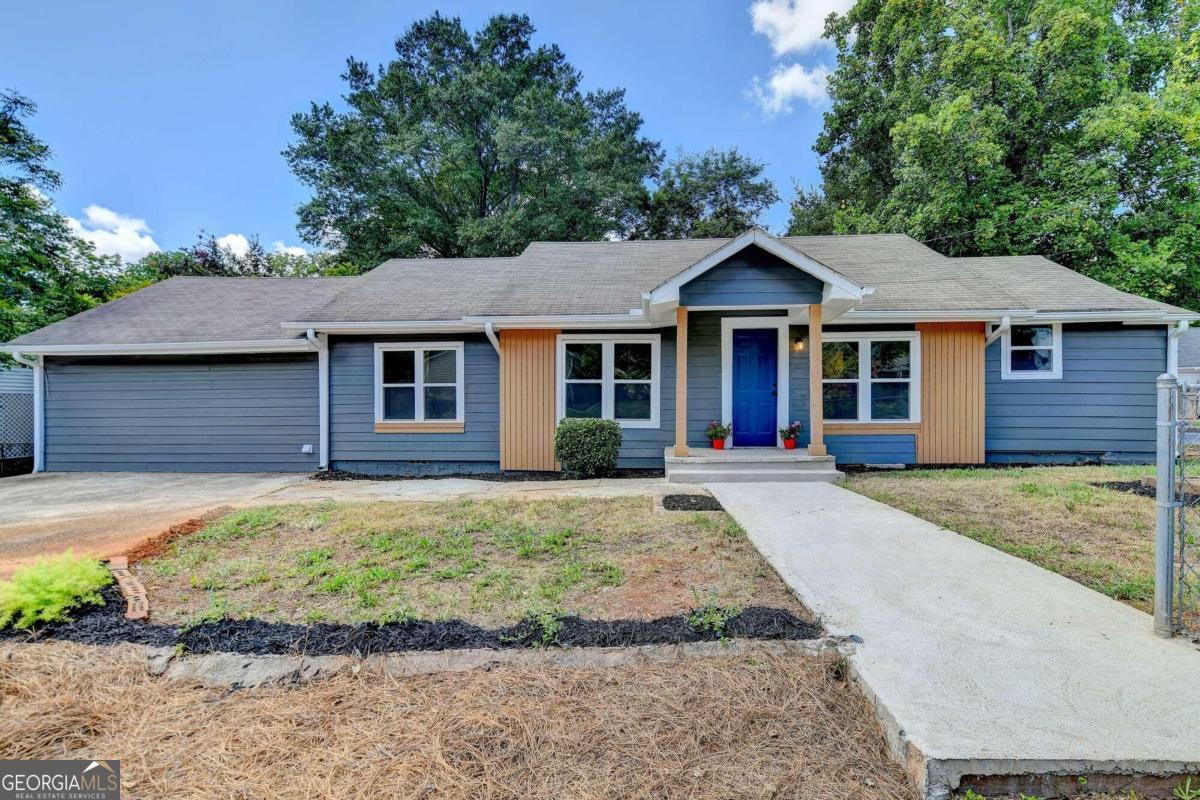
{"left": 3, "top": 229, "right": 1195, "bottom": 479}
{"left": 1178, "top": 328, "right": 1200, "bottom": 385}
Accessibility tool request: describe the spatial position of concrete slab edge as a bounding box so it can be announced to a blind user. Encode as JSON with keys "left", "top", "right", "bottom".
{"left": 734, "top": 505, "right": 1200, "bottom": 800}
{"left": 146, "top": 636, "right": 850, "bottom": 690}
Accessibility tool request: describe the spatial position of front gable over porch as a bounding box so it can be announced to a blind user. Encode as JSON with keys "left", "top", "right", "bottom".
{"left": 647, "top": 228, "right": 867, "bottom": 316}
{"left": 678, "top": 245, "right": 823, "bottom": 308}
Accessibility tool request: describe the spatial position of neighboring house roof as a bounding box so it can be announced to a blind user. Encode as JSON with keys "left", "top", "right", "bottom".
{"left": 1179, "top": 329, "right": 1200, "bottom": 369}
{"left": 5, "top": 233, "right": 1194, "bottom": 350}
{"left": 0, "top": 365, "right": 33, "bottom": 393}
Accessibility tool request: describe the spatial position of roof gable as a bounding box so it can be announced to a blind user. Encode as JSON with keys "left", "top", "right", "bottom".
{"left": 679, "top": 245, "right": 825, "bottom": 307}
{"left": 649, "top": 228, "right": 866, "bottom": 305}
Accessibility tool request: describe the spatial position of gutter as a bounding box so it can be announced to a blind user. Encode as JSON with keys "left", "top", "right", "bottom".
{"left": 1, "top": 339, "right": 317, "bottom": 356}
{"left": 306, "top": 329, "right": 330, "bottom": 470}
{"left": 9, "top": 351, "right": 43, "bottom": 473}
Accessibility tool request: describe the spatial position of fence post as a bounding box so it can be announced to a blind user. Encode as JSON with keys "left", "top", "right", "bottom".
{"left": 1155, "top": 373, "right": 1178, "bottom": 637}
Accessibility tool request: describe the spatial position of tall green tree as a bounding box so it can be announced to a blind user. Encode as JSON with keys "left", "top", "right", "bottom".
{"left": 632, "top": 148, "right": 780, "bottom": 239}
{"left": 791, "top": 0, "right": 1200, "bottom": 309}
{"left": 0, "top": 91, "right": 118, "bottom": 355}
{"left": 286, "top": 13, "right": 662, "bottom": 266}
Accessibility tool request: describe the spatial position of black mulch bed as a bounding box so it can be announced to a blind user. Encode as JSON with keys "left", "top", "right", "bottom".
{"left": 1093, "top": 480, "right": 1200, "bottom": 506}
{"left": 314, "top": 468, "right": 664, "bottom": 482}
{"left": 1094, "top": 480, "right": 1155, "bottom": 498}
{"left": 2, "top": 586, "right": 820, "bottom": 657}
{"left": 662, "top": 494, "right": 724, "bottom": 512}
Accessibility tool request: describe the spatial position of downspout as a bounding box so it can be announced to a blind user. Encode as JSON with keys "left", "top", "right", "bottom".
{"left": 1168, "top": 320, "right": 1189, "bottom": 379}
{"left": 10, "top": 351, "right": 44, "bottom": 473}
{"left": 985, "top": 316, "right": 1011, "bottom": 346}
{"left": 305, "top": 330, "right": 329, "bottom": 470}
{"left": 483, "top": 321, "right": 500, "bottom": 355}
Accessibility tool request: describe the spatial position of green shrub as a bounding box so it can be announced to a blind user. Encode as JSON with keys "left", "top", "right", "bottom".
{"left": 0, "top": 551, "right": 112, "bottom": 629}
{"left": 553, "top": 418, "right": 622, "bottom": 478}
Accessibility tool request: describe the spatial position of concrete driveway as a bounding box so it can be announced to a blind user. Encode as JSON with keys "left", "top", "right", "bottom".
{"left": 0, "top": 472, "right": 677, "bottom": 578}
{"left": 711, "top": 481, "right": 1200, "bottom": 799}
{"left": 0, "top": 472, "right": 305, "bottom": 577}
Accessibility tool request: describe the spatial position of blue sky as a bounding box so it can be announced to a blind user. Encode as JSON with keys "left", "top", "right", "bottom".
{"left": 3, "top": 0, "right": 847, "bottom": 261}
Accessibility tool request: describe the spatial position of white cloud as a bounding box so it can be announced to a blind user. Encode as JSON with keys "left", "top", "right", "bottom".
{"left": 272, "top": 241, "right": 307, "bottom": 257}
{"left": 67, "top": 205, "right": 160, "bottom": 263}
{"left": 750, "top": 62, "right": 831, "bottom": 115}
{"left": 215, "top": 232, "right": 252, "bottom": 257}
{"left": 750, "top": 0, "right": 852, "bottom": 56}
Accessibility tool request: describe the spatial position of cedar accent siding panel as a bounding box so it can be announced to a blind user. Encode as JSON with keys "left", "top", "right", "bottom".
{"left": 329, "top": 335, "right": 499, "bottom": 469}
{"left": 917, "top": 322, "right": 986, "bottom": 464}
{"left": 499, "top": 329, "right": 558, "bottom": 471}
{"left": 985, "top": 324, "right": 1163, "bottom": 461}
{"left": 43, "top": 355, "right": 319, "bottom": 472}
{"left": 679, "top": 246, "right": 823, "bottom": 307}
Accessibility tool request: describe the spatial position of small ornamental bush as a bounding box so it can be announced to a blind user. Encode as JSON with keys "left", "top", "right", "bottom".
{"left": 554, "top": 418, "right": 622, "bottom": 478}
{"left": 0, "top": 551, "right": 112, "bottom": 630}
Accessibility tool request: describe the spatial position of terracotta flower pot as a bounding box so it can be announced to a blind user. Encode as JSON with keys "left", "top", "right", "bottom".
{"left": 782, "top": 438, "right": 797, "bottom": 450}
{"left": 712, "top": 438, "right": 726, "bottom": 450}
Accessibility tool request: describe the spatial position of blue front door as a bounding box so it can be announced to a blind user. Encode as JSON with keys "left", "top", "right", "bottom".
{"left": 732, "top": 329, "right": 778, "bottom": 446}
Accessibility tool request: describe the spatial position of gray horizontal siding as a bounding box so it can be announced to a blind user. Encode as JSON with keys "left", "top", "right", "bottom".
{"left": 44, "top": 355, "right": 319, "bottom": 472}
{"left": 827, "top": 434, "right": 917, "bottom": 464}
{"left": 985, "top": 324, "right": 1164, "bottom": 459}
{"left": 329, "top": 335, "right": 499, "bottom": 466}
{"left": 680, "top": 246, "right": 822, "bottom": 307}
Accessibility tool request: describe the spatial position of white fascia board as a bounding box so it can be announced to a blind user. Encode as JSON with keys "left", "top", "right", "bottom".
{"left": 2, "top": 339, "right": 317, "bottom": 356}
{"left": 648, "top": 228, "right": 867, "bottom": 304}
{"left": 834, "top": 308, "right": 1200, "bottom": 325}
{"left": 282, "top": 320, "right": 479, "bottom": 334}
{"left": 463, "top": 313, "right": 649, "bottom": 330}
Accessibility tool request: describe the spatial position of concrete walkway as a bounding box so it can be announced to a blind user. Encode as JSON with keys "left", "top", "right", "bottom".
{"left": 710, "top": 482, "right": 1200, "bottom": 799}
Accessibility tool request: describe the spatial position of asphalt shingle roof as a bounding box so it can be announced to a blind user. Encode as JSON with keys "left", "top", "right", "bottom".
{"left": 7, "top": 234, "right": 1191, "bottom": 347}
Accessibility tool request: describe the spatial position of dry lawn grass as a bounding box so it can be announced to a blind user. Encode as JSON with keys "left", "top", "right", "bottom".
{"left": 136, "top": 496, "right": 803, "bottom": 626}
{"left": 0, "top": 641, "right": 916, "bottom": 800}
{"left": 845, "top": 465, "right": 1156, "bottom": 610}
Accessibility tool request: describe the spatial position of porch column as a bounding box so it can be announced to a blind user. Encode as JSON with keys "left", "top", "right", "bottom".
{"left": 807, "top": 303, "right": 827, "bottom": 456}
{"left": 674, "top": 306, "right": 689, "bottom": 457}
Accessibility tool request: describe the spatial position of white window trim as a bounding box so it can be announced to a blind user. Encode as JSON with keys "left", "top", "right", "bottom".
{"left": 821, "top": 331, "right": 922, "bottom": 423}
{"left": 556, "top": 334, "right": 661, "bottom": 429}
{"left": 1001, "top": 323, "right": 1063, "bottom": 380}
{"left": 373, "top": 342, "right": 465, "bottom": 424}
{"left": 720, "top": 317, "right": 791, "bottom": 448}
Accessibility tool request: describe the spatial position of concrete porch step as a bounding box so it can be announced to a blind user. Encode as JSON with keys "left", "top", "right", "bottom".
{"left": 667, "top": 468, "right": 845, "bottom": 484}
{"left": 664, "top": 446, "right": 836, "bottom": 464}
{"left": 668, "top": 458, "right": 837, "bottom": 472}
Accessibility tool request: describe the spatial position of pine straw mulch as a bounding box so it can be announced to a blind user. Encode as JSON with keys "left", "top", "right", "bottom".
{"left": 0, "top": 641, "right": 917, "bottom": 800}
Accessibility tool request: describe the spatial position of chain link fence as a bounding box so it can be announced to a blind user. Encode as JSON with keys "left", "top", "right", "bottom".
{"left": 1156, "top": 375, "right": 1200, "bottom": 637}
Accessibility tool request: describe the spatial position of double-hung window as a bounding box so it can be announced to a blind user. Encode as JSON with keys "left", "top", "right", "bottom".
{"left": 374, "top": 342, "right": 465, "bottom": 425}
{"left": 1001, "top": 323, "right": 1062, "bottom": 380}
{"left": 821, "top": 333, "right": 921, "bottom": 423}
{"left": 557, "top": 335, "right": 660, "bottom": 428}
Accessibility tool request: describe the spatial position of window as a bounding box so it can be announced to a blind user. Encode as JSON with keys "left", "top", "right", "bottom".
{"left": 1001, "top": 323, "right": 1062, "bottom": 380}
{"left": 557, "top": 335, "right": 660, "bottom": 428}
{"left": 374, "top": 342, "right": 464, "bottom": 423}
{"left": 821, "top": 333, "right": 921, "bottom": 423}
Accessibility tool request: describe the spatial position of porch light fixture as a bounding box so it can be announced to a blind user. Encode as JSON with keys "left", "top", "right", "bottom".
{"left": 792, "top": 337, "right": 806, "bottom": 352}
